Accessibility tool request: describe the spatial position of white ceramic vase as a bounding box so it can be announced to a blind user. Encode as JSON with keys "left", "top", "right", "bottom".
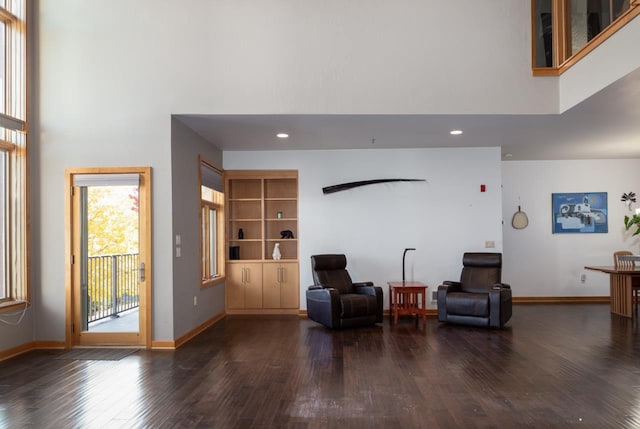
{"left": 272, "top": 243, "right": 281, "bottom": 260}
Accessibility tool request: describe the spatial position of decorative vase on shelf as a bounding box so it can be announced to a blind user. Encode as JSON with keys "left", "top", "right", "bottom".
{"left": 272, "top": 242, "right": 281, "bottom": 260}
{"left": 238, "top": 228, "right": 244, "bottom": 239}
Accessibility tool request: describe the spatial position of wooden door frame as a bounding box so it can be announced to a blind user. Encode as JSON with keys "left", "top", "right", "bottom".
{"left": 64, "top": 166, "right": 152, "bottom": 349}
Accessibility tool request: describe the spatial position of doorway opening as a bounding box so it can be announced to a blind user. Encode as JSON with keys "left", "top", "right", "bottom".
{"left": 65, "top": 167, "right": 152, "bottom": 348}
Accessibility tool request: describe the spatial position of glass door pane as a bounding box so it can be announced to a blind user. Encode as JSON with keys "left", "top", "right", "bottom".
{"left": 81, "top": 184, "right": 140, "bottom": 333}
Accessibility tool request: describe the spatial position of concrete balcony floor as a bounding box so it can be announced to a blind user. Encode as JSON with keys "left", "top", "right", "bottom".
{"left": 87, "top": 308, "right": 139, "bottom": 332}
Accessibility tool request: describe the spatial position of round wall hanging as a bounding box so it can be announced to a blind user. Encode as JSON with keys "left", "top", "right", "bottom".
{"left": 512, "top": 205, "right": 529, "bottom": 229}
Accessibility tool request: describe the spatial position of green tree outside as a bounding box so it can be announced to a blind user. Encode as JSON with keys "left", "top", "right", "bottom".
{"left": 86, "top": 186, "right": 139, "bottom": 321}
{"left": 88, "top": 186, "right": 138, "bottom": 256}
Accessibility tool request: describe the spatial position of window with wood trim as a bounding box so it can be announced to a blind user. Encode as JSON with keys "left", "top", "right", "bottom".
{"left": 0, "top": 145, "right": 7, "bottom": 300}
{"left": 0, "top": 0, "right": 26, "bottom": 309}
{"left": 532, "top": 0, "right": 640, "bottom": 75}
{"left": 200, "top": 159, "right": 225, "bottom": 286}
{"left": 201, "top": 201, "right": 222, "bottom": 281}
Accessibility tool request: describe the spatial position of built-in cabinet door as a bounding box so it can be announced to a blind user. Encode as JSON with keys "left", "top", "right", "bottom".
{"left": 227, "top": 263, "right": 263, "bottom": 309}
{"left": 279, "top": 262, "right": 299, "bottom": 309}
{"left": 263, "top": 262, "right": 299, "bottom": 309}
{"left": 263, "top": 263, "right": 281, "bottom": 308}
{"left": 244, "top": 263, "right": 263, "bottom": 308}
{"left": 227, "top": 264, "right": 246, "bottom": 309}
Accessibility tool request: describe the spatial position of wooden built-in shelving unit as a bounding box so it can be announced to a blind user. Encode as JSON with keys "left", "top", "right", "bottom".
{"left": 224, "top": 170, "right": 299, "bottom": 314}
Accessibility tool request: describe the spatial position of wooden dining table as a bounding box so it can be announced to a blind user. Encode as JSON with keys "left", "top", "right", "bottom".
{"left": 584, "top": 265, "right": 640, "bottom": 318}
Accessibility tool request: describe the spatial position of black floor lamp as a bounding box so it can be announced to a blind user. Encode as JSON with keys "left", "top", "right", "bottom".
{"left": 402, "top": 248, "right": 416, "bottom": 284}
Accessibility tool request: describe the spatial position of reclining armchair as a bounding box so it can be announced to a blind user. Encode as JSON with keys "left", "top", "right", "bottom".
{"left": 306, "top": 254, "right": 383, "bottom": 329}
{"left": 437, "top": 252, "right": 512, "bottom": 328}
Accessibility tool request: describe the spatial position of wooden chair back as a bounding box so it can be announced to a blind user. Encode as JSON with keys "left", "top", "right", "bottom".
{"left": 613, "top": 250, "right": 635, "bottom": 270}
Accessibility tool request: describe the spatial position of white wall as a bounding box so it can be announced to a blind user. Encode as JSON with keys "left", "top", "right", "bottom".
{"left": 35, "top": 0, "right": 177, "bottom": 342}
{"left": 40, "top": 0, "right": 557, "bottom": 116}
{"left": 0, "top": 307, "right": 33, "bottom": 352}
{"left": 224, "top": 147, "right": 503, "bottom": 308}
{"left": 171, "top": 118, "right": 225, "bottom": 339}
{"left": 502, "top": 159, "right": 640, "bottom": 297}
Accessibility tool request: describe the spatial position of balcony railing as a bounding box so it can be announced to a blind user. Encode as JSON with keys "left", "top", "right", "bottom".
{"left": 87, "top": 253, "right": 140, "bottom": 323}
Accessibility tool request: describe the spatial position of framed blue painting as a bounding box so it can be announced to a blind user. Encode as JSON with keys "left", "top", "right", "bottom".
{"left": 552, "top": 192, "right": 608, "bottom": 234}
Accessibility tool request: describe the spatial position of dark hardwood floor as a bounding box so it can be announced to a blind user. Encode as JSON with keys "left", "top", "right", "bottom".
{"left": 2, "top": 304, "right": 640, "bottom": 428}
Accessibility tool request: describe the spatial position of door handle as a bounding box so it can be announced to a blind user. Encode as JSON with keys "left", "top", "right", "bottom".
{"left": 139, "top": 262, "right": 145, "bottom": 282}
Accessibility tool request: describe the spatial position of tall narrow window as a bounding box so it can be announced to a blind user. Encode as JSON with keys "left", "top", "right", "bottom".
{"left": 0, "top": 148, "right": 7, "bottom": 300}
{"left": 199, "top": 158, "right": 224, "bottom": 286}
{"left": 201, "top": 204, "right": 219, "bottom": 280}
{"left": 209, "top": 207, "right": 217, "bottom": 276}
{"left": 0, "top": 136, "right": 22, "bottom": 305}
{"left": 0, "top": 0, "right": 27, "bottom": 309}
{"left": 0, "top": 20, "right": 5, "bottom": 113}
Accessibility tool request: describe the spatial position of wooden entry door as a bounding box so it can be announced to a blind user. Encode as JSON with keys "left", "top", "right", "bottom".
{"left": 65, "top": 167, "right": 152, "bottom": 348}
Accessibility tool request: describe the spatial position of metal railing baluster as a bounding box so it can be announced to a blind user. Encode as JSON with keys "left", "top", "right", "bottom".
{"left": 87, "top": 253, "right": 140, "bottom": 325}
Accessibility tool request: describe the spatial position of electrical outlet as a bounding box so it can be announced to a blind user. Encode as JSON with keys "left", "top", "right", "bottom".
{"left": 432, "top": 290, "right": 438, "bottom": 301}
{"left": 580, "top": 274, "right": 586, "bottom": 283}
{"left": 193, "top": 296, "right": 197, "bottom": 306}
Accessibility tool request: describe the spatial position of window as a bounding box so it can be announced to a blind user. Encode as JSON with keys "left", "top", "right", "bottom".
{"left": 0, "top": 20, "right": 5, "bottom": 111}
{"left": 199, "top": 158, "right": 224, "bottom": 286}
{"left": 201, "top": 203, "right": 220, "bottom": 280}
{"left": 0, "top": 0, "right": 26, "bottom": 309}
{"left": 0, "top": 148, "right": 6, "bottom": 299}
{"left": 532, "top": 0, "right": 640, "bottom": 74}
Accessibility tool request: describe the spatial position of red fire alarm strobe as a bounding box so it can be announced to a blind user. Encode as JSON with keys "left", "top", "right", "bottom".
{"left": 480, "top": 184, "right": 486, "bottom": 192}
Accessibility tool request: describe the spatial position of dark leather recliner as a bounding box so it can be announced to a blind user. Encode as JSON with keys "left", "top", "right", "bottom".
{"left": 306, "top": 254, "right": 383, "bottom": 329}
{"left": 437, "top": 252, "right": 512, "bottom": 328}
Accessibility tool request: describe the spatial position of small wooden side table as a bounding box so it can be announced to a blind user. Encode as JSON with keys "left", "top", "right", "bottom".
{"left": 388, "top": 281, "right": 428, "bottom": 324}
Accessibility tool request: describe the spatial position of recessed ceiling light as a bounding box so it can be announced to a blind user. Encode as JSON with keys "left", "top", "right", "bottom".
{"left": 276, "top": 133, "right": 289, "bottom": 138}
{"left": 449, "top": 130, "right": 463, "bottom": 135}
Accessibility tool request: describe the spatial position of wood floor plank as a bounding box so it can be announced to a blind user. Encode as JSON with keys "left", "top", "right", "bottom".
{"left": 1, "top": 305, "right": 640, "bottom": 427}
